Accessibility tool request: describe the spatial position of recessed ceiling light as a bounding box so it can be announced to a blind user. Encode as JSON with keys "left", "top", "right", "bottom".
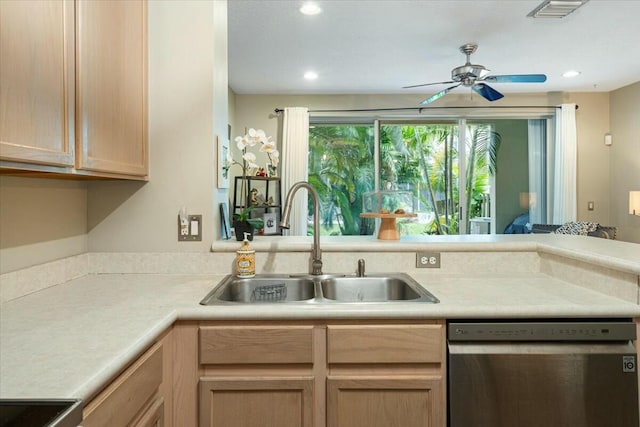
{"left": 299, "top": 2, "right": 322, "bottom": 15}
{"left": 304, "top": 71, "right": 318, "bottom": 80}
{"left": 562, "top": 70, "right": 581, "bottom": 78}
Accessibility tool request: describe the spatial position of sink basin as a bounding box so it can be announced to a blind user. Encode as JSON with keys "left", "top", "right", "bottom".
{"left": 321, "top": 275, "right": 439, "bottom": 303}
{"left": 0, "top": 399, "right": 83, "bottom": 427}
{"left": 200, "top": 273, "right": 438, "bottom": 305}
{"left": 200, "top": 275, "right": 316, "bottom": 304}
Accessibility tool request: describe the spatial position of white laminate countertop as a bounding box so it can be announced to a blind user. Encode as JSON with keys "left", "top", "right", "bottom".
{"left": 1, "top": 270, "right": 639, "bottom": 402}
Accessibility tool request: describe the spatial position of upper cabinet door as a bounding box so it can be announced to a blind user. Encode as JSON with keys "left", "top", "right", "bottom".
{"left": 76, "top": 0, "right": 148, "bottom": 178}
{"left": 0, "top": 0, "right": 75, "bottom": 167}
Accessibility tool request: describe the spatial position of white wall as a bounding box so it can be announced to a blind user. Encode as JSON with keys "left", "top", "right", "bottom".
{"left": 87, "top": 0, "right": 228, "bottom": 252}
{"left": 0, "top": 177, "right": 87, "bottom": 273}
{"left": 610, "top": 81, "right": 640, "bottom": 243}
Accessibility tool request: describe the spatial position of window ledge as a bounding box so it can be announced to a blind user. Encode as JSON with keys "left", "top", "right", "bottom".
{"left": 211, "top": 234, "right": 540, "bottom": 253}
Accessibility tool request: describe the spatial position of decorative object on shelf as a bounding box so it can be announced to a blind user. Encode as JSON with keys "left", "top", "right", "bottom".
{"left": 262, "top": 212, "right": 278, "bottom": 235}
{"left": 232, "top": 176, "right": 283, "bottom": 237}
{"left": 250, "top": 188, "right": 259, "bottom": 206}
{"left": 232, "top": 206, "right": 264, "bottom": 241}
{"left": 219, "top": 202, "right": 231, "bottom": 240}
{"left": 228, "top": 128, "right": 280, "bottom": 231}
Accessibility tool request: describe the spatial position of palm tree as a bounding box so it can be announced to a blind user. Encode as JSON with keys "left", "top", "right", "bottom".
{"left": 309, "top": 122, "right": 500, "bottom": 237}
{"left": 309, "top": 125, "right": 375, "bottom": 235}
{"left": 464, "top": 124, "right": 501, "bottom": 230}
{"left": 380, "top": 123, "right": 499, "bottom": 235}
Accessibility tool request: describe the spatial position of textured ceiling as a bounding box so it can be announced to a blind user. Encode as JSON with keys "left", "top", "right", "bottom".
{"left": 228, "top": 0, "right": 640, "bottom": 96}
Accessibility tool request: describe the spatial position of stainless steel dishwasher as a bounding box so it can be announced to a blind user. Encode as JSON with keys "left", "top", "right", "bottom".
{"left": 448, "top": 321, "right": 639, "bottom": 427}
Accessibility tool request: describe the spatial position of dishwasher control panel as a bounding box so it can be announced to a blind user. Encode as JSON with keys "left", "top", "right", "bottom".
{"left": 448, "top": 321, "right": 637, "bottom": 342}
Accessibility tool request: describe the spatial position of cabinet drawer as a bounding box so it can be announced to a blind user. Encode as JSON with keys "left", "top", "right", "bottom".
{"left": 199, "top": 326, "right": 314, "bottom": 365}
{"left": 82, "top": 341, "right": 163, "bottom": 427}
{"left": 327, "top": 324, "right": 443, "bottom": 364}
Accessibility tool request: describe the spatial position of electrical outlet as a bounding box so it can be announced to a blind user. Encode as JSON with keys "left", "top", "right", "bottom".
{"left": 178, "top": 214, "right": 202, "bottom": 241}
{"left": 416, "top": 252, "right": 441, "bottom": 268}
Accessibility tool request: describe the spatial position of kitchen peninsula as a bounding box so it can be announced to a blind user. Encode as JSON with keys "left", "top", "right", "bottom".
{"left": 1, "top": 234, "right": 639, "bottom": 426}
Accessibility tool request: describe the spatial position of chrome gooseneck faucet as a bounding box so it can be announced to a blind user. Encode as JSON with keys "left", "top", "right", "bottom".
{"left": 279, "top": 181, "right": 323, "bottom": 275}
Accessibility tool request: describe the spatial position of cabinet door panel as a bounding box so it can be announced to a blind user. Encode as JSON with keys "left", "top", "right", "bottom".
{"left": 0, "top": 0, "right": 74, "bottom": 166}
{"left": 327, "top": 324, "right": 443, "bottom": 364}
{"left": 76, "top": 0, "right": 147, "bottom": 176}
{"left": 327, "top": 376, "right": 443, "bottom": 427}
{"left": 199, "top": 326, "right": 314, "bottom": 365}
{"left": 82, "top": 342, "right": 163, "bottom": 427}
{"left": 199, "top": 377, "right": 313, "bottom": 427}
{"left": 133, "top": 397, "right": 164, "bottom": 427}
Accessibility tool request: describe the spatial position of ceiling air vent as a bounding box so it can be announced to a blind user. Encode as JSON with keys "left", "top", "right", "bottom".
{"left": 527, "top": 0, "right": 589, "bottom": 18}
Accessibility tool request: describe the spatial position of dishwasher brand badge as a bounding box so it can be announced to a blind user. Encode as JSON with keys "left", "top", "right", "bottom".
{"left": 623, "top": 356, "right": 636, "bottom": 373}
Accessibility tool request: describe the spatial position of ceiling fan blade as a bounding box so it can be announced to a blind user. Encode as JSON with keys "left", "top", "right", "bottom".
{"left": 420, "top": 84, "right": 461, "bottom": 105}
{"left": 485, "top": 74, "right": 547, "bottom": 83}
{"left": 472, "top": 83, "right": 504, "bottom": 102}
{"left": 403, "top": 80, "right": 455, "bottom": 89}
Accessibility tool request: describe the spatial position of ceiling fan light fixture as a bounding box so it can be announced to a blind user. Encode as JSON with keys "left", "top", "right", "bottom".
{"left": 527, "top": 0, "right": 589, "bottom": 19}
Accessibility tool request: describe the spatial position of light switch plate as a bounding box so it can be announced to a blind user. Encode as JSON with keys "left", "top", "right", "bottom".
{"left": 178, "top": 214, "right": 202, "bottom": 241}
{"left": 416, "top": 252, "right": 441, "bottom": 268}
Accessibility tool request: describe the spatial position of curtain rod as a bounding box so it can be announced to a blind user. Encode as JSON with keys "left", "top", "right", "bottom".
{"left": 274, "top": 105, "right": 578, "bottom": 114}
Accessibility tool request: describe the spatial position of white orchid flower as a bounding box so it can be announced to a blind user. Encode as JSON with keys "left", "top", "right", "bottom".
{"left": 247, "top": 128, "right": 266, "bottom": 146}
{"left": 260, "top": 141, "right": 277, "bottom": 153}
{"left": 270, "top": 150, "right": 280, "bottom": 166}
{"left": 235, "top": 135, "right": 249, "bottom": 150}
{"left": 242, "top": 152, "right": 259, "bottom": 169}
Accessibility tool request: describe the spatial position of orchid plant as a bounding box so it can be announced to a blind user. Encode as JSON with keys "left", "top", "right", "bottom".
{"left": 231, "top": 128, "right": 279, "bottom": 175}
{"left": 225, "top": 128, "right": 280, "bottom": 230}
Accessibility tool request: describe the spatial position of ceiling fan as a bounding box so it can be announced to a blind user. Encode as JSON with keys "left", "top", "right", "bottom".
{"left": 404, "top": 43, "right": 547, "bottom": 105}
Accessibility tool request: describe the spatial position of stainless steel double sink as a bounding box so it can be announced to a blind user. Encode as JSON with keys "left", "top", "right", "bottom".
{"left": 199, "top": 273, "right": 439, "bottom": 304}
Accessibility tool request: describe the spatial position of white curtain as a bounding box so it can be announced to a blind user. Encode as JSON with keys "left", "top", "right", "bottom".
{"left": 528, "top": 119, "right": 547, "bottom": 225}
{"left": 552, "top": 103, "right": 577, "bottom": 224}
{"left": 280, "top": 107, "right": 310, "bottom": 235}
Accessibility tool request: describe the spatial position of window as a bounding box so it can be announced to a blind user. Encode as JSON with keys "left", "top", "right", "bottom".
{"left": 308, "top": 116, "right": 549, "bottom": 236}
{"left": 308, "top": 124, "right": 375, "bottom": 236}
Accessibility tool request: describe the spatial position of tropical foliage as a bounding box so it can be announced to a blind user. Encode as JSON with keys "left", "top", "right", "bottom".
{"left": 308, "top": 122, "right": 500, "bottom": 236}
{"left": 308, "top": 125, "right": 375, "bottom": 235}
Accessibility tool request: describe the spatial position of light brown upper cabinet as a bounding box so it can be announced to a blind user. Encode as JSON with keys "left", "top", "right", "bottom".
{"left": 0, "top": 0, "right": 76, "bottom": 167}
{"left": 0, "top": 0, "right": 148, "bottom": 180}
{"left": 75, "top": 0, "right": 147, "bottom": 178}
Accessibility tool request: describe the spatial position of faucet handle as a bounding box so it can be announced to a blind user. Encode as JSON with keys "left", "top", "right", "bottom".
{"left": 357, "top": 259, "right": 365, "bottom": 277}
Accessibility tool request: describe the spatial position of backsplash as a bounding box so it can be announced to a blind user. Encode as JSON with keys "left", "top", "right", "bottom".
{"left": 0, "top": 253, "right": 89, "bottom": 303}
{"left": 1, "top": 248, "right": 636, "bottom": 305}
{"left": 0, "top": 250, "right": 539, "bottom": 303}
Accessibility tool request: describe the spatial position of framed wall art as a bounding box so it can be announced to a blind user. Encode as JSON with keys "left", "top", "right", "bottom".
{"left": 217, "top": 135, "right": 230, "bottom": 188}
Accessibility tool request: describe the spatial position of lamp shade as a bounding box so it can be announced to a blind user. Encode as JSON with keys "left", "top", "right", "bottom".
{"left": 630, "top": 191, "right": 640, "bottom": 216}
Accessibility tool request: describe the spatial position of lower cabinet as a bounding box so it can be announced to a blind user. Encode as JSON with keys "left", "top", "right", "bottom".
{"left": 199, "top": 377, "right": 314, "bottom": 427}
{"left": 195, "top": 321, "right": 446, "bottom": 427}
{"left": 81, "top": 330, "right": 171, "bottom": 427}
{"left": 327, "top": 377, "right": 442, "bottom": 427}
{"left": 132, "top": 397, "right": 165, "bottom": 427}
{"left": 325, "top": 323, "right": 445, "bottom": 427}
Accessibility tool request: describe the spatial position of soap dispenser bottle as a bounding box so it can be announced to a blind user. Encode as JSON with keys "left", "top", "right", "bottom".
{"left": 236, "top": 232, "right": 255, "bottom": 278}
